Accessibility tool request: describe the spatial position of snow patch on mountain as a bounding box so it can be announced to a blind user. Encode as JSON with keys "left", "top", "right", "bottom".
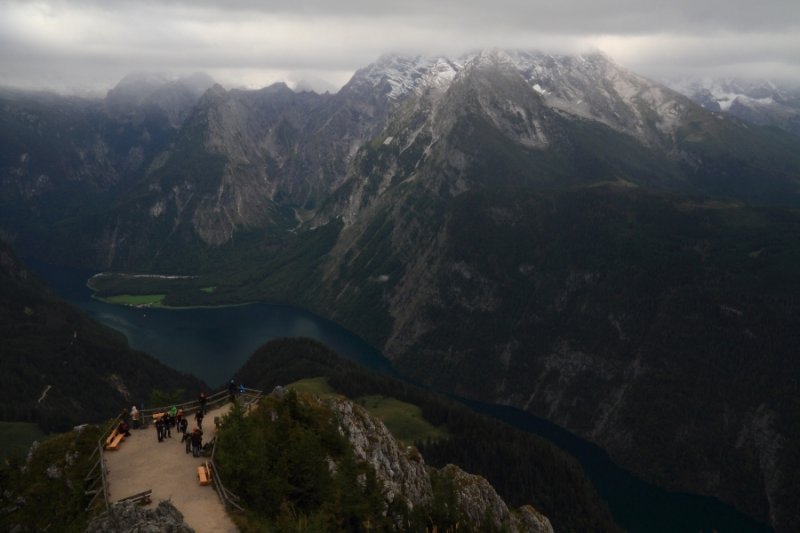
{"left": 419, "top": 58, "right": 461, "bottom": 93}
{"left": 351, "top": 54, "right": 461, "bottom": 101}
{"left": 504, "top": 50, "right": 691, "bottom": 144}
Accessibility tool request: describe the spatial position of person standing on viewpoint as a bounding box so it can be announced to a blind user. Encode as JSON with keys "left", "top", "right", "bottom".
{"left": 198, "top": 392, "right": 207, "bottom": 414}
{"left": 155, "top": 415, "right": 165, "bottom": 442}
{"left": 191, "top": 427, "right": 203, "bottom": 457}
{"left": 228, "top": 380, "right": 236, "bottom": 403}
{"left": 130, "top": 405, "right": 141, "bottom": 429}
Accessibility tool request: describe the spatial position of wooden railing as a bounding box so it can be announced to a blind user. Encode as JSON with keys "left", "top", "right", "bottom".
{"left": 139, "top": 389, "right": 230, "bottom": 427}
{"left": 85, "top": 415, "right": 124, "bottom": 511}
{"left": 207, "top": 387, "right": 263, "bottom": 512}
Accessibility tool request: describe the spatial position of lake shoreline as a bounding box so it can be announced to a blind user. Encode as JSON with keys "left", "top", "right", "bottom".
{"left": 90, "top": 292, "right": 258, "bottom": 311}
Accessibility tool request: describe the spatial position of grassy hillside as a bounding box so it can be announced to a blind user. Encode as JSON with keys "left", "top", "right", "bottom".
{"left": 356, "top": 395, "right": 448, "bottom": 445}
{"left": 286, "top": 378, "right": 450, "bottom": 444}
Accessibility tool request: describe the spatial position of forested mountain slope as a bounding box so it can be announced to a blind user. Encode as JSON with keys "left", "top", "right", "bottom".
{"left": 0, "top": 241, "right": 204, "bottom": 431}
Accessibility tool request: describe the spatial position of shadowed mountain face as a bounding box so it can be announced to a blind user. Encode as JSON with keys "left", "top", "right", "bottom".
{"left": 349, "top": 186, "right": 800, "bottom": 530}
{"left": 2, "top": 50, "right": 800, "bottom": 531}
{"left": 0, "top": 241, "right": 205, "bottom": 431}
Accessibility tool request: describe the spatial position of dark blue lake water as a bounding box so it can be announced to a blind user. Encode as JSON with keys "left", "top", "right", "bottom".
{"left": 31, "top": 260, "right": 772, "bottom": 533}
{"left": 30, "top": 260, "right": 392, "bottom": 388}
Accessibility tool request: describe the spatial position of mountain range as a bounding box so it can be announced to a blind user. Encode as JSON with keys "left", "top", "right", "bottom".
{"left": 2, "top": 49, "right": 799, "bottom": 531}
{"left": 666, "top": 76, "right": 800, "bottom": 137}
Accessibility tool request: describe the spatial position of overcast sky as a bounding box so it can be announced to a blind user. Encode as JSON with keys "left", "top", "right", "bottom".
{"left": 1, "top": 0, "right": 798, "bottom": 94}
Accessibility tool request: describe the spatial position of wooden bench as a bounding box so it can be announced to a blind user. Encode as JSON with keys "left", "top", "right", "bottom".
{"left": 116, "top": 489, "right": 152, "bottom": 506}
{"left": 104, "top": 428, "right": 119, "bottom": 448}
{"left": 104, "top": 428, "right": 125, "bottom": 450}
{"left": 106, "top": 432, "right": 125, "bottom": 450}
{"left": 197, "top": 461, "right": 212, "bottom": 486}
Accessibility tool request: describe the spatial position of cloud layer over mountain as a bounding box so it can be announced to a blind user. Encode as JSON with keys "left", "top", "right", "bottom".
{"left": 1, "top": 0, "right": 798, "bottom": 93}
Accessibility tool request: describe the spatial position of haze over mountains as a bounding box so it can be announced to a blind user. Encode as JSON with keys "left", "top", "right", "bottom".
{"left": 2, "top": 49, "right": 800, "bottom": 531}
{"left": 665, "top": 77, "right": 800, "bottom": 137}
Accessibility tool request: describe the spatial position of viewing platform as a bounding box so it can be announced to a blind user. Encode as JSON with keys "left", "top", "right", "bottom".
{"left": 95, "top": 389, "right": 261, "bottom": 533}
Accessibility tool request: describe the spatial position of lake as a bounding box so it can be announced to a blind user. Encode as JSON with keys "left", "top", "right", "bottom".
{"left": 30, "top": 260, "right": 393, "bottom": 387}
{"left": 31, "top": 260, "right": 773, "bottom": 533}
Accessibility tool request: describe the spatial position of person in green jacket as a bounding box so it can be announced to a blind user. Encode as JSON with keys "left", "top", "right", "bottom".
{"left": 168, "top": 405, "right": 178, "bottom": 428}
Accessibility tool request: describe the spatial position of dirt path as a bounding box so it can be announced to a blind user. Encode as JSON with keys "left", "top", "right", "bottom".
{"left": 104, "top": 403, "right": 238, "bottom": 533}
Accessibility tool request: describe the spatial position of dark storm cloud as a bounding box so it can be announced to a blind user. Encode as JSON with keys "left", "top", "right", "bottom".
{"left": 48, "top": 0, "right": 800, "bottom": 33}
{"left": 1, "top": 0, "right": 798, "bottom": 93}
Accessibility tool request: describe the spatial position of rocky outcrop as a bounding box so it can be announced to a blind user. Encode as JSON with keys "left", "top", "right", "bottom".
{"left": 441, "top": 463, "right": 513, "bottom": 527}
{"left": 326, "top": 395, "right": 432, "bottom": 508}
{"left": 322, "top": 393, "right": 552, "bottom": 532}
{"left": 515, "top": 505, "right": 557, "bottom": 533}
{"left": 441, "top": 464, "right": 554, "bottom": 533}
{"left": 85, "top": 500, "right": 194, "bottom": 533}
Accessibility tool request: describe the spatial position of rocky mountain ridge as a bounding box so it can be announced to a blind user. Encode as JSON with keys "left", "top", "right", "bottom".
{"left": 322, "top": 389, "right": 554, "bottom": 532}
{"left": 5, "top": 49, "right": 800, "bottom": 268}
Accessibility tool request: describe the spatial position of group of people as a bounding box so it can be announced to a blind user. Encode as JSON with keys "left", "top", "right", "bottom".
{"left": 149, "top": 404, "right": 207, "bottom": 456}
{"left": 140, "top": 391, "right": 212, "bottom": 452}
{"left": 184, "top": 426, "right": 205, "bottom": 457}
{"left": 228, "top": 380, "right": 246, "bottom": 403}
{"left": 113, "top": 406, "right": 137, "bottom": 438}
{"left": 154, "top": 406, "right": 184, "bottom": 441}
{"left": 124, "top": 381, "right": 245, "bottom": 457}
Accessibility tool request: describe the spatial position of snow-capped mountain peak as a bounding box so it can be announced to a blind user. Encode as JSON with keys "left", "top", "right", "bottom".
{"left": 342, "top": 49, "right": 710, "bottom": 146}
{"left": 348, "top": 54, "right": 454, "bottom": 100}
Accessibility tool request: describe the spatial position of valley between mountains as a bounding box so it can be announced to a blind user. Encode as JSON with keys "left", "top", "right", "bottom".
{"left": 2, "top": 49, "right": 800, "bottom": 531}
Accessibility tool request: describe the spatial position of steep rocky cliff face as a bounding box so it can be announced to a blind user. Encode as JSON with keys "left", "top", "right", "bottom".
{"left": 0, "top": 76, "right": 213, "bottom": 262}
{"left": 440, "top": 464, "right": 553, "bottom": 533}
{"left": 292, "top": 389, "right": 555, "bottom": 532}
{"left": 326, "top": 394, "right": 433, "bottom": 509}
{"left": 318, "top": 186, "right": 800, "bottom": 531}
